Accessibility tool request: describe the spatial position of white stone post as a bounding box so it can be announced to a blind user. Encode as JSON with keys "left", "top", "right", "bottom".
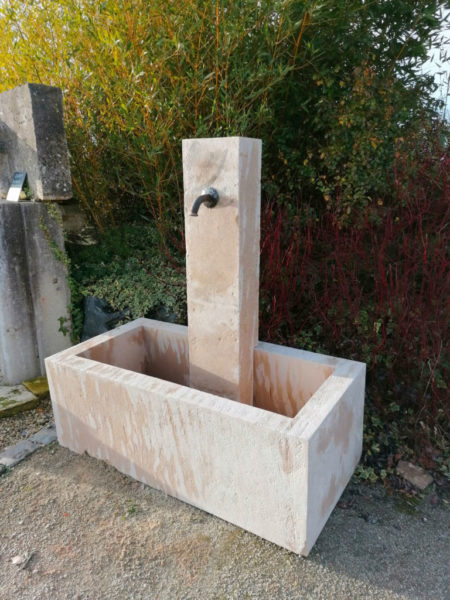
{"left": 183, "top": 137, "right": 261, "bottom": 404}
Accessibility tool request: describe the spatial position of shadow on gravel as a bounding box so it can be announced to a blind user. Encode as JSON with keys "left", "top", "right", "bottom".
{"left": 1, "top": 444, "right": 448, "bottom": 600}
{"left": 309, "top": 482, "right": 448, "bottom": 600}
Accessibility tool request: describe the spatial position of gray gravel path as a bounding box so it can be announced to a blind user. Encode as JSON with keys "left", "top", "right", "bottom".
{"left": 0, "top": 444, "right": 448, "bottom": 600}
{"left": 0, "top": 396, "right": 53, "bottom": 450}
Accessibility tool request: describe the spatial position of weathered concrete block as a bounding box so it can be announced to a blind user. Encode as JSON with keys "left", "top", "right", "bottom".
{"left": 0, "top": 203, "right": 40, "bottom": 382}
{"left": 46, "top": 318, "right": 365, "bottom": 556}
{"left": 0, "top": 83, "right": 72, "bottom": 200}
{"left": 0, "top": 439, "right": 38, "bottom": 468}
{"left": 21, "top": 203, "right": 72, "bottom": 373}
{"left": 29, "top": 424, "right": 57, "bottom": 446}
{"left": 0, "top": 201, "right": 71, "bottom": 384}
{"left": 183, "top": 137, "right": 261, "bottom": 405}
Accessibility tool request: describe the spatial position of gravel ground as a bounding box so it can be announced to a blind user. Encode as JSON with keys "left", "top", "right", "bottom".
{"left": 0, "top": 444, "right": 448, "bottom": 600}
{"left": 0, "top": 397, "right": 53, "bottom": 451}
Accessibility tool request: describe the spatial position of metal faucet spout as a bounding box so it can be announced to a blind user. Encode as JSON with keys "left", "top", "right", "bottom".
{"left": 190, "top": 187, "right": 219, "bottom": 216}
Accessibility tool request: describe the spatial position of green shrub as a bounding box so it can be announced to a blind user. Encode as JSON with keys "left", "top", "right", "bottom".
{"left": 260, "top": 127, "right": 449, "bottom": 475}
{"left": 0, "top": 0, "right": 445, "bottom": 226}
{"left": 68, "top": 222, "right": 186, "bottom": 341}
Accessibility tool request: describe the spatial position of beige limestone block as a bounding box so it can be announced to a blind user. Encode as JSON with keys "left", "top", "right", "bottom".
{"left": 183, "top": 137, "right": 261, "bottom": 405}
{"left": 396, "top": 460, "right": 433, "bottom": 490}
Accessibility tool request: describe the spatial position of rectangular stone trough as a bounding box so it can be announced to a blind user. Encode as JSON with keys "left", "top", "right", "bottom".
{"left": 46, "top": 317, "right": 365, "bottom": 556}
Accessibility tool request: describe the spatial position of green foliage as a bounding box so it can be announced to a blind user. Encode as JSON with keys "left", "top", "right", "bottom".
{"left": 68, "top": 222, "right": 186, "bottom": 341}
{"left": 58, "top": 316, "right": 70, "bottom": 337}
{"left": 39, "top": 203, "right": 81, "bottom": 342}
{"left": 259, "top": 127, "right": 449, "bottom": 478}
{"left": 125, "top": 499, "right": 138, "bottom": 517}
{"left": 0, "top": 0, "right": 445, "bottom": 226}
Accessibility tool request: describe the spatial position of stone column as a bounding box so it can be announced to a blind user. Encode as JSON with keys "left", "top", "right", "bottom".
{"left": 0, "top": 84, "right": 72, "bottom": 384}
{"left": 183, "top": 137, "right": 261, "bottom": 405}
{"left": 0, "top": 83, "right": 72, "bottom": 200}
{"left": 0, "top": 204, "right": 40, "bottom": 382}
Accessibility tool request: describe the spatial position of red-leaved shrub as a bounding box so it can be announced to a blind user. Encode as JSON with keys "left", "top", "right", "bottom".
{"left": 260, "top": 132, "right": 449, "bottom": 451}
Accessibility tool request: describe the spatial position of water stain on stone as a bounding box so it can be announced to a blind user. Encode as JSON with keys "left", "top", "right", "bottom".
{"left": 332, "top": 399, "right": 353, "bottom": 454}
{"left": 320, "top": 474, "right": 338, "bottom": 518}
{"left": 166, "top": 403, "right": 200, "bottom": 501}
{"left": 316, "top": 397, "right": 354, "bottom": 456}
{"left": 279, "top": 438, "right": 294, "bottom": 475}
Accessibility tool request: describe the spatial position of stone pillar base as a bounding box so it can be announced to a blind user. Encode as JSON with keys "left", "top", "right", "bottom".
{"left": 0, "top": 201, "right": 71, "bottom": 384}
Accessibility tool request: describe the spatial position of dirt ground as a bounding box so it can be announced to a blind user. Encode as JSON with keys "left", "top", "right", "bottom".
{"left": 0, "top": 443, "right": 448, "bottom": 600}
{"left": 0, "top": 396, "right": 53, "bottom": 450}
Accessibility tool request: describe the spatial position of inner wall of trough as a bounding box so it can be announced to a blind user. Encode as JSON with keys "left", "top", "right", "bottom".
{"left": 78, "top": 325, "right": 333, "bottom": 418}
{"left": 79, "top": 326, "right": 148, "bottom": 374}
{"left": 79, "top": 325, "right": 189, "bottom": 386}
{"left": 253, "top": 348, "right": 334, "bottom": 418}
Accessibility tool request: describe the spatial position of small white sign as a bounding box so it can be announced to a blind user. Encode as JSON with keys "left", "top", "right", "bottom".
{"left": 6, "top": 172, "right": 27, "bottom": 202}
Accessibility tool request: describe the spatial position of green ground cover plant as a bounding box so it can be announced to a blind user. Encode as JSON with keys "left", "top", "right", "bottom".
{"left": 68, "top": 223, "right": 186, "bottom": 338}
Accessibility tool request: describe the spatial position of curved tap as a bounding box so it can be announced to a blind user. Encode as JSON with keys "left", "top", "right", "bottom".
{"left": 190, "top": 187, "right": 219, "bottom": 216}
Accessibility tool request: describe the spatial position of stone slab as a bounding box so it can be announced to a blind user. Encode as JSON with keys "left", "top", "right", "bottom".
{"left": 0, "top": 424, "right": 56, "bottom": 470}
{"left": 20, "top": 203, "right": 72, "bottom": 374}
{"left": 397, "top": 460, "right": 433, "bottom": 490}
{"left": 29, "top": 424, "right": 57, "bottom": 446}
{"left": 23, "top": 376, "right": 49, "bottom": 399}
{"left": 0, "top": 385, "right": 39, "bottom": 417}
{"left": 0, "top": 202, "right": 40, "bottom": 383}
{"left": 0, "top": 83, "right": 72, "bottom": 200}
{"left": 0, "top": 439, "right": 38, "bottom": 467}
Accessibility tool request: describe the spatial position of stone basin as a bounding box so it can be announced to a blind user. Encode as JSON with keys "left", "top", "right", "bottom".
{"left": 46, "top": 317, "right": 365, "bottom": 556}
{"left": 46, "top": 136, "right": 365, "bottom": 556}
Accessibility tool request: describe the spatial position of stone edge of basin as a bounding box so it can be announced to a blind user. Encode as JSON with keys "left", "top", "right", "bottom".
{"left": 45, "top": 317, "right": 365, "bottom": 557}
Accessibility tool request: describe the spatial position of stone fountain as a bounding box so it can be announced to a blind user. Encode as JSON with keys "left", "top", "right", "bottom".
{"left": 46, "top": 137, "right": 365, "bottom": 556}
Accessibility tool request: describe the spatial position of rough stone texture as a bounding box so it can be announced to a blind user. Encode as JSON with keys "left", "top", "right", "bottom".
{"left": 0, "top": 439, "right": 38, "bottom": 467}
{"left": 396, "top": 460, "right": 434, "bottom": 490}
{"left": 0, "top": 385, "right": 38, "bottom": 417}
{"left": 183, "top": 137, "right": 261, "bottom": 405}
{"left": 0, "top": 201, "right": 71, "bottom": 384}
{"left": 28, "top": 423, "right": 57, "bottom": 446}
{"left": 46, "top": 318, "right": 365, "bottom": 556}
{"left": 20, "top": 203, "right": 72, "bottom": 374}
{"left": 0, "top": 203, "right": 39, "bottom": 382}
{"left": 0, "top": 83, "right": 72, "bottom": 200}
